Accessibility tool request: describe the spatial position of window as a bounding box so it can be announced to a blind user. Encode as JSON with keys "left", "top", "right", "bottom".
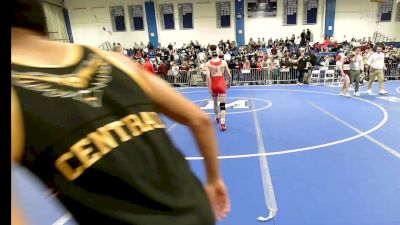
{"left": 217, "top": 1, "right": 231, "bottom": 28}
{"left": 159, "top": 4, "right": 175, "bottom": 30}
{"left": 303, "top": 0, "right": 318, "bottom": 24}
{"left": 178, "top": 3, "right": 193, "bottom": 29}
{"left": 378, "top": 0, "right": 393, "bottom": 21}
{"left": 283, "top": 0, "right": 298, "bottom": 25}
{"left": 395, "top": 0, "right": 400, "bottom": 22}
{"left": 110, "top": 6, "right": 126, "bottom": 31}
{"left": 128, "top": 5, "right": 144, "bottom": 31}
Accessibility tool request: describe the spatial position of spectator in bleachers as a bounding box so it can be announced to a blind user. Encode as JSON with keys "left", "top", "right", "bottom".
{"left": 224, "top": 51, "right": 231, "bottom": 61}
{"left": 268, "top": 38, "right": 273, "bottom": 47}
{"left": 112, "top": 45, "right": 125, "bottom": 55}
{"left": 284, "top": 37, "right": 290, "bottom": 46}
{"left": 243, "top": 59, "right": 251, "bottom": 69}
{"left": 181, "top": 61, "right": 190, "bottom": 71}
{"left": 250, "top": 58, "right": 257, "bottom": 68}
{"left": 261, "top": 38, "right": 266, "bottom": 48}
{"left": 306, "top": 29, "right": 311, "bottom": 42}
{"left": 290, "top": 34, "right": 295, "bottom": 44}
{"left": 292, "top": 51, "right": 307, "bottom": 85}
{"left": 282, "top": 53, "right": 292, "bottom": 68}
{"left": 257, "top": 38, "right": 262, "bottom": 47}
{"left": 301, "top": 29, "right": 306, "bottom": 46}
{"left": 103, "top": 34, "right": 398, "bottom": 87}
{"left": 143, "top": 58, "right": 155, "bottom": 75}
{"left": 171, "top": 61, "right": 180, "bottom": 83}
{"left": 262, "top": 55, "right": 272, "bottom": 69}
{"left": 139, "top": 41, "right": 145, "bottom": 49}
{"left": 147, "top": 42, "right": 154, "bottom": 50}
{"left": 168, "top": 42, "right": 173, "bottom": 51}
{"left": 158, "top": 61, "right": 168, "bottom": 77}
{"left": 271, "top": 45, "right": 278, "bottom": 55}
{"left": 197, "top": 50, "right": 206, "bottom": 63}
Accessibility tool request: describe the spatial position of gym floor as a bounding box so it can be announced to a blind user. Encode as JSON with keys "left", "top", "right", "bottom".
{"left": 13, "top": 81, "right": 400, "bottom": 225}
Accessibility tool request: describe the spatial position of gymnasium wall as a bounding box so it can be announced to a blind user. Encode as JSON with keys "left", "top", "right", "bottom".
{"left": 244, "top": 0, "right": 325, "bottom": 43}
{"left": 155, "top": 0, "right": 235, "bottom": 47}
{"left": 64, "top": 0, "right": 400, "bottom": 48}
{"left": 64, "top": 0, "right": 149, "bottom": 48}
{"left": 334, "top": 0, "right": 400, "bottom": 42}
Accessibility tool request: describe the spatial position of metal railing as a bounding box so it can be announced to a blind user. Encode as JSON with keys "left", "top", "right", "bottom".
{"left": 155, "top": 64, "right": 399, "bottom": 87}
{"left": 384, "top": 63, "right": 400, "bottom": 79}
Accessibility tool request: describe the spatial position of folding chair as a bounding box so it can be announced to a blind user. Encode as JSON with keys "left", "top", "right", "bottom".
{"left": 310, "top": 68, "right": 321, "bottom": 85}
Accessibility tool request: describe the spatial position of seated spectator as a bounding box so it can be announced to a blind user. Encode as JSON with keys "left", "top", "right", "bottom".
{"left": 250, "top": 58, "right": 257, "bottom": 68}
{"left": 112, "top": 45, "right": 125, "bottom": 55}
{"left": 181, "top": 61, "right": 190, "bottom": 71}
{"left": 243, "top": 59, "right": 251, "bottom": 69}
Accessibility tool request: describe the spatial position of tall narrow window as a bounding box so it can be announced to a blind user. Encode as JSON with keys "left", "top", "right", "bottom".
{"left": 395, "top": 0, "right": 400, "bottom": 21}
{"left": 303, "top": 0, "right": 318, "bottom": 24}
{"left": 217, "top": 1, "right": 231, "bottom": 28}
{"left": 178, "top": 3, "right": 193, "bottom": 29}
{"left": 159, "top": 4, "right": 175, "bottom": 30}
{"left": 283, "top": 0, "right": 298, "bottom": 25}
{"left": 378, "top": 0, "right": 393, "bottom": 21}
{"left": 110, "top": 6, "right": 126, "bottom": 31}
{"left": 128, "top": 5, "right": 144, "bottom": 31}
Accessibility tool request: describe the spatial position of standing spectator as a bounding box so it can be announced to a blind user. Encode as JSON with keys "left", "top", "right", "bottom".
{"left": 171, "top": 61, "right": 180, "bottom": 84}
{"left": 293, "top": 51, "right": 307, "bottom": 85}
{"left": 147, "top": 42, "right": 154, "bottom": 51}
{"left": 306, "top": 29, "right": 311, "bottom": 42}
{"left": 143, "top": 58, "right": 155, "bottom": 74}
{"left": 158, "top": 61, "right": 168, "bottom": 77}
{"left": 349, "top": 48, "right": 363, "bottom": 96}
{"left": 367, "top": 46, "right": 388, "bottom": 94}
{"left": 290, "top": 34, "right": 296, "bottom": 44}
{"left": 261, "top": 38, "right": 266, "bottom": 48}
{"left": 181, "top": 61, "right": 190, "bottom": 71}
{"left": 300, "top": 29, "right": 306, "bottom": 46}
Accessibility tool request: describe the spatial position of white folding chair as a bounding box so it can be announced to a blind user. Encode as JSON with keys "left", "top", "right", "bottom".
{"left": 310, "top": 69, "right": 321, "bottom": 85}
{"left": 324, "top": 69, "right": 335, "bottom": 86}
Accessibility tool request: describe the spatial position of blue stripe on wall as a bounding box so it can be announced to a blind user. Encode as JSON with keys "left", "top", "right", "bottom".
{"left": 145, "top": 2, "right": 159, "bottom": 49}
{"left": 235, "top": 0, "right": 245, "bottom": 47}
{"left": 63, "top": 8, "right": 74, "bottom": 43}
{"left": 324, "top": 0, "right": 336, "bottom": 37}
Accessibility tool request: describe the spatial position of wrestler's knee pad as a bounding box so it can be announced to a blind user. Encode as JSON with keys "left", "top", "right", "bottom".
{"left": 220, "top": 102, "right": 226, "bottom": 111}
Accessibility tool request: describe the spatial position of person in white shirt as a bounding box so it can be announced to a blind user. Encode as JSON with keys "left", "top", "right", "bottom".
{"left": 197, "top": 50, "right": 206, "bottom": 63}
{"left": 349, "top": 47, "right": 363, "bottom": 96}
{"left": 367, "top": 46, "right": 388, "bottom": 95}
{"left": 223, "top": 51, "right": 231, "bottom": 61}
{"left": 171, "top": 61, "right": 180, "bottom": 83}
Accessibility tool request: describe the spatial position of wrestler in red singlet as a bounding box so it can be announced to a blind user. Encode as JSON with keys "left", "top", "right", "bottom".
{"left": 205, "top": 45, "right": 232, "bottom": 131}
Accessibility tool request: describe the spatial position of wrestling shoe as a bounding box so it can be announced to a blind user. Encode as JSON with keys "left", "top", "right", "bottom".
{"left": 221, "top": 123, "right": 226, "bottom": 131}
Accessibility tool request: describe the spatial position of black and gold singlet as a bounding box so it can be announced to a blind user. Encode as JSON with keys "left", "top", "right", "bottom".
{"left": 12, "top": 45, "right": 214, "bottom": 225}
